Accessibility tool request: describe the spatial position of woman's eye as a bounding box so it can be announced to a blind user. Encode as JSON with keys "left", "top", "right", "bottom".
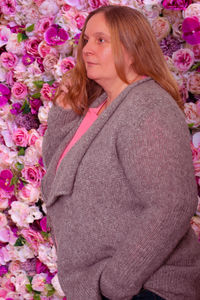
{"left": 98, "top": 38, "right": 105, "bottom": 43}
{"left": 83, "top": 38, "right": 88, "bottom": 45}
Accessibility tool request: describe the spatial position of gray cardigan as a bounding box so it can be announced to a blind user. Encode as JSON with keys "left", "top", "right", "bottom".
{"left": 41, "top": 77, "right": 200, "bottom": 300}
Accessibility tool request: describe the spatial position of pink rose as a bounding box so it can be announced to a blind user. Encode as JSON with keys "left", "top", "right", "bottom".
{"left": 25, "top": 37, "right": 40, "bottom": 56}
{"left": 0, "top": 52, "right": 18, "bottom": 70}
{"left": 21, "top": 165, "right": 43, "bottom": 187}
{"left": 75, "top": 13, "right": 86, "bottom": 30}
{"left": 151, "top": 17, "right": 171, "bottom": 42}
{"left": 11, "top": 82, "right": 28, "bottom": 100}
{"left": 28, "top": 129, "right": 40, "bottom": 146}
{"left": 35, "top": 17, "right": 53, "bottom": 36}
{"left": 18, "top": 184, "right": 40, "bottom": 204}
{"left": 60, "top": 57, "right": 75, "bottom": 74}
{"left": 187, "top": 73, "right": 200, "bottom": 94}
{"left": 43, "top": 53, "right": 58, "bottom": 73}
{"left": 172, "top": 48, "right": 194, "bottom": 72}
{"left": 41, "top": 83, "right": 56, "bottom": 101}
{"left": 88, "top": 0, "right": 109, "bottom": 9}
{"left": 12, "top": 128, "right": 28, "bottom": 147}
{"left": 21, "top": 228, "right": 44, "bottom": 253}
{"left": 184, "top": 102, "right": 200, "bottom": 127}
{"left": 38, "top": 41, "right": 57, "bottom": 58}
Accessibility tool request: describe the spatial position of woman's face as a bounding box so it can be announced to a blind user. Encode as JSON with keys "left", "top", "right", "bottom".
{"left": 82, "top": 13, "right": 133, "bottom": 87}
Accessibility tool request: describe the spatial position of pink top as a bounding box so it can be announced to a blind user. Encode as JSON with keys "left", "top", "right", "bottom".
{"left": 56, "top": 99, "right": 107, "bottom": 172}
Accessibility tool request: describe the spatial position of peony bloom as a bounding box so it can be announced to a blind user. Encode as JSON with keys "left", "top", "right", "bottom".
{"left": 151, "top": 17, "right": 171, "bottom": 42}
{"left": 18, "top": 184, "right": 40, "bottom": 204}
{"left": 182, "top": 17, "right": 200, "bottom": 45}
{"left": 44, "top": 24, "right": 69, "bottom": 46}
{"left": 184, "top": 102, "right": 200, "bottom": 127}
{"left": 0, "top": 84, "right": 11, "bottom": 107}
{"left": 162, "top": 0, "right": 192, "bottom": 10}
{"left": 172, "top": 48, "right": 194, "bottom": 72}
{"left": 39, "top": 0, "right": 59, "bottom": 16}
{"left": 0, "top": 169, "right": 14, "bottom": 192}
{"left": 187, "top": 72, "right": 200, "bottom": 94}
{"left": 11, "top": 82, "right": 28, "bottom": 100}
{"left": 0, "top": 26, "right": 12, "bottom": 48}
{"left": 0, "top": 52, "right": 18, "bottom": 70}
{"left": 32, "top": 273, "right": 47, "bottom": 292}
{"left": 21, "top": 228, "right": 44, "bottom": 253}
{"left": 60, "top": 56, "right": 75, "bottom": 73}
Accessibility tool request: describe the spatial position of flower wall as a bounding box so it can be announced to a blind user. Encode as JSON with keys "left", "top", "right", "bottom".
{"left": 0, "top": 0, "right": 200, "bottom": 299}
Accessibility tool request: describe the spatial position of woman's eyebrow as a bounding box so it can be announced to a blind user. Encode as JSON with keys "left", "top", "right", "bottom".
{"left": 84, "top": 32, "right": 110, "bottom": 38}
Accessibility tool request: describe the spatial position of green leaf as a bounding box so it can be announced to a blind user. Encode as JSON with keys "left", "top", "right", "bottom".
{"left": 26, "top": 284, "right": 33, "bottom": 292}
{"left": 32, "top": 93, "right": 41, "bottom": 99}
{"left": 19, "top": 177, "right": 29, "bottom": 185}
{"left": 22, "top": 33, "right": 28, "bottom": 41}
{"left": 15, "top": 162, "right": 24, "bottom": 171}
{"left": 47, "top": 80, "right": 54, "bottom": 86}
{"left": 17, "top": 33, "right": 23, "bottom": 43}
{"left": 33, "top": 294, "right": 41, "bottom": 300}
{"left": 33, "top": 80, "right": 44, "bottom": 89}
{"left": 188, "top": 123, "right": 194, "bottom": 128}
{"left": 26, "top": 24, "right": 34, "bottom": 32}
{"left": 190, "top": 62, "right": 200, "bottom": 71}
{"left": 20, "top": 99, "right": 31, "bottom": 114}
{"left": 18, "top": 147, "right": 25, "bottom": 156}
{"left": 14, "top": 236, "right": 26, "bottom": 247}
{"left": 41, "top": 231, "right": 49, "bottom": 240}
{"left": 10, "top": 175, "right": 18, "bottom": 186}
{"left": 28, "top": 276, "right": 33, "bottom": 284}
{"left": 46, "top": 284, "right": 55, "bottom": 297}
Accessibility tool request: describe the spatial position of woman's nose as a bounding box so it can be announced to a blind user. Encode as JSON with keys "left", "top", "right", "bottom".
{"left": 83, "top": 40, "right": 94, "bottom": 55}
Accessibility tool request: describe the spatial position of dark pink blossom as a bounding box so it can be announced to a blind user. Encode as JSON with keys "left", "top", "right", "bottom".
{"left": 0, "top": 83, "right": 11, "bottom": 107}
{"left": 0, "top": 265, "right": 8, "bottom": 276}
{"left": 162, "top": 0, "right": 192, "bottom": 10}
{"left": 88, "top": 0, "right": 108, "bottom": 9}
{"left": 29, "top": 98, "right": 42, "bottom": 114}
{"left": 44, "top": 24, "right": 69, "bottom": 46}
{"left": 10, "top": 102, "right": 22, "bottom": 115}
{"left": 182, "top": 17, "right": 200, "bottom": 45}
{"left": 1, "top": 0, "right": 16, "bottom": 15}
{"left": 0, "top": 170, "right": 14, "bottom": 192}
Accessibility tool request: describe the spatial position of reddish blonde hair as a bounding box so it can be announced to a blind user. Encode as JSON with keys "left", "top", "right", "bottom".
{"left": 54, "top": 5, "right": 183, "bottom": 114}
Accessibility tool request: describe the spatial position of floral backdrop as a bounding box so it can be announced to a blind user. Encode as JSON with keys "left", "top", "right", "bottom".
{"left": 0, "top": 0, "right": 200, "bottom": 299}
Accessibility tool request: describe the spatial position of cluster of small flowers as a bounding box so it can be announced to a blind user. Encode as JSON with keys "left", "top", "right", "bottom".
{"left": 0, "top": 0, "right": 200, "bottom": 299}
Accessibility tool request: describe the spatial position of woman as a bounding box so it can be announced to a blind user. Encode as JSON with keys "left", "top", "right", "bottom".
{"left": 41, "top": 5, "right": 200, "bottom": 300}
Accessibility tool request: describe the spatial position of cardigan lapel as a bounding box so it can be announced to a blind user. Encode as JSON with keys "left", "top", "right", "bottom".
{"left": 41, "top": 77, "right": 151, "bottom": 207}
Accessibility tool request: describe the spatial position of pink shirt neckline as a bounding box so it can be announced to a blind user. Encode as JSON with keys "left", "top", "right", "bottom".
{"left": 56, "top": 99, "right": 107, "bottom": 171}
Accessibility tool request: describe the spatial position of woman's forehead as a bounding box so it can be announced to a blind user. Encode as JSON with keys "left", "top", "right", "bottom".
{"left": 84, "top": 13, "right": 110, "bottom": 36}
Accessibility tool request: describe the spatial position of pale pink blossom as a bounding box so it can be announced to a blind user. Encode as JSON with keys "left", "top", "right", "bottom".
{"left": 25, "top": 37, "right": 40, "bottom": 56}
{"left": 24, "top": 145, "right": 41, "bottom": 165}
{"left": 191, "top": 216, "right": 200, "bottom": 237}
{"left": 18, "top": 183, "right": 40, "bottom": 204}
{"left": 28, "top": 128, "right": 40, "bottom": 146}
{"left": 51, "top": 274, "right": 65, "bottom": 297}
{"left": 38, "top": 102, "right": 52, "bottom": 123}
{"left": 172, "top": 48, "right": 194, "bottom": 72}
{"left": 0, "top": 189, "right": 9, "bottom": 210}
{"left": 74, "top": 13, "right": 86, "bottom": 30}
{"left": 32, "top": 273, "right": 47, "bottom": 292}
{"left": 8, "top": 261, "right": 21, "bottom": 273}
{"left": 6, "top": 70, "right": 14, "bottom": 85}
{"left": 184, "top": 102, "right": 200, "bottom": 127}
{"left": 192, "top": 132, "right": 200, "bottom": 149}
{"left": 184, "top": 3, "right": 200, "bottom": 21}
{"left": 38, "top": 244, "right": 57, "bottom": 272}
{"left": 0, "top": 245, "right": 11, "bottom": 265}
{"left": 11, "top": 270, "right": 29, "bottom": 294}
{"left": 35, "top": 17, "right": 53, "bottom": 36}
{"left": 0, "top": 26, "right": 11, "bottom": 47}
{"left": 0, "top": 212, "right": 7, "bottom": 227}
{"left": 11, "top": 82, "right": 28, "bottom": 100}
{"left": 151, "top": 17, "right": 171, "bottom": 42}
{"left": 0, "top": 66, "right": 6, "bottom": 82}
{"left": 6, "top": 33, "right": 25, "bottom": 55}
{"left": 0, "top": 52, "right": 18, "bottom": 70}
{"left": 38, "top": 40, "right": 52, "bottom": 58}
{"left": 33, "top": 0, "right": 45, "bottom": 6}
{"left": 60, "top": 56, "right": 75, "bottom": 74}
{"left": 0, "top": 226, "right": 10, "bottom": 243}
{"left": 39, "top": 0, "right": 59, "bottom": 16}
{"left": 187, "top": 72, "right": 200, "bottom": 94}
{"left": 12, "top": 128, "right": 28, "bottom": 147}
{"left": 8, "top": 201, "right": 43, "bottom": 227}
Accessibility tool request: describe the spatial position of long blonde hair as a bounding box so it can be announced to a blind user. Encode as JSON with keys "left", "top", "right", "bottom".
{"left": 54, "top": 5, "right": 183, "bottom": 114}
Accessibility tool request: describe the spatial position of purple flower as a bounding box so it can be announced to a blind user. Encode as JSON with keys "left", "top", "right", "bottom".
{"left": 0, "top": 83, "right": 11, "bottom": 107}
{"left": 15, "top": 112, "right": 40, "bottom": 130}
{"left": 74, "top": 33, "right": 81, "bottom": 45}
{"left": 29, "top": 97, "right": 42, "bottom": 114}
{"left": 162, "top": 0, "right": 192, "bottom": 10}
{"left": 182, "top": 17, "right": 200, "bottom": 45}
{"left": 0, "top": 265, "right": 8, "bottom": 276}
{"left": 160, "top": 35, "right": 182, "bottom": 57}
{"left": 10, "top": 102, "right": 22, "bottom": 115}
{"left": 0, "top": 169, "right": 14, "bottom": 192}
{"left": 44, "top": 24, "right": 69, "bottom": 46}
{"left": 22, "top": 53, "right": 35, "bottom": 66}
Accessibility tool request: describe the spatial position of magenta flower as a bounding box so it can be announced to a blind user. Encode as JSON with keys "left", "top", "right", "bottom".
{"left": 22, "top": 54, "right": 35, "bottom": 66}
{"left": 162, "top": 0, "right": 192, "bottom": 10}
{"left": 0, "top": 265, "right": 8, "bottom": 276}
{"left": 44, "top": 24, "right": 69, "bottom": 46}
{"left": 182, "top": 17, "right": 200, "bottom": 45}
{"left": 29, "top": 98, "right": 42, "bottom": 115}
{"left": 0, "top": 170, "right": 14, "bottom": 192}
{"left": 10, "top": 102, "right": 22, "bottom": 115}
{"left": 0, "top": 83, "right": 11, "bottom": 107}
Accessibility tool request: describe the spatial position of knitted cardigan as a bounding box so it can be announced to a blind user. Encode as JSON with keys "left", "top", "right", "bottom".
{"left": 41, "top": 77, "right": 200, "bottom": 300}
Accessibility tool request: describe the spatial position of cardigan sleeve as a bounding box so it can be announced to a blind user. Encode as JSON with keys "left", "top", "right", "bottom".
{"left": 99, "top": 99, "right": 198, "bottom": 300}
{"left": 42, "top": 104, "right": 80, "bottom": 170}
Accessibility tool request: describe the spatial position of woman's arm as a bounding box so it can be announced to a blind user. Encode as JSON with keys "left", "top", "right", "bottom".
{"left": 100, "top": 100, "right": 198, "bottom": 300}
